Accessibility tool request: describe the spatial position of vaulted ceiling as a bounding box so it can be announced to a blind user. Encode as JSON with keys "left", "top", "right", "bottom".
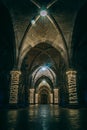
{"left": 0, "top": 0, "right": 87, "bottom": 104}
{"left": 21, "top": 43, "right": 66, "bottom": 88}
{"left": 2, "top": 0, "right": 87, "bottom": 64}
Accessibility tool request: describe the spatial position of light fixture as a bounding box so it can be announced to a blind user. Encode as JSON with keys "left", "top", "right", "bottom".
{"left": 41, "top": 66, "right": 47, "bottom": 71}
{"left": 40, "top": 10, "right": 47, "bottom": 17}
{"left": 31, "top": 20, "right": 35, "bottom": 25}
{"left": 42, "top": 80, "right": 46, "bottom": 83}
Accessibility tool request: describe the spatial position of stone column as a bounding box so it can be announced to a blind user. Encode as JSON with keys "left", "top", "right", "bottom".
{"left": 66, "top": 70, "right": 78, "bottom": 105}
{"left": 35, "top": 93, "right": 38, "bottom": 104}
{"left": 9, "top": 70, "right": 21, "bottom": 104}
{"left": 53, "top": 88, "right": 59, "bottom": 104}
{"left": 50, "top": 93, "right": 53, "bottom": 104}
{"left": 29, "top": 88, "right": 35, "bottom": 104}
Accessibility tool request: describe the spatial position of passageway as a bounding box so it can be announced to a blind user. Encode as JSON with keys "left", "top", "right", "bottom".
{"left": 19, "top": 43, "right": 67, "bottom": 106}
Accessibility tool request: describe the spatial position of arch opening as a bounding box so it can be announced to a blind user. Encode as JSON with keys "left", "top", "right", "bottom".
{"left": 19, "top": 42, "right": 67, "bottom": 106}
{"left": 38, "top": 87, "right": 50, "bottom": 104}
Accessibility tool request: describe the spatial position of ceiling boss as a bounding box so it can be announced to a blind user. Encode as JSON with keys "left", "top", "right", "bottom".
{"left": 30, "top": 0, "right": 58, "bottom": 17}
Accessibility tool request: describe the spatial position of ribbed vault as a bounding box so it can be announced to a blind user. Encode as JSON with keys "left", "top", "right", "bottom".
{"left": 21, "top": 42, "right": 66, "bottom": 88}
{"left": 32, "top": 66, "right": 56, "bottom": 86}
{"left": 18, "top": 12, "right": 69, "bottom": 68}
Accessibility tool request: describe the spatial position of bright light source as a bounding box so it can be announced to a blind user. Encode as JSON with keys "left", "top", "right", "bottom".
{"left": 41, "top": 67, "right": 47, "bottom": 71}
{"left": 31, "top": 20, "right": 35, "bottom": 25}
{"left": 42, "top": 80, "right": 46, "bottom": 83}
{"left": 40, "top": 10, "right": 47, "bottom": 16}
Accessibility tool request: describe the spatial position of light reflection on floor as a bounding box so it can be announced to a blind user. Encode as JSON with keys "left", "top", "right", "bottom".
{"left": 0, "top": 105, "right": 87, "bottom": 130}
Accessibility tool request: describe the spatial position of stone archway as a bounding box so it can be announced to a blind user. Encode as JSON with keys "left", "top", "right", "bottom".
{"left": 36, "top": 85, "right": 53, "bottom": 104}
{"left": 39, "top": 88, "right": 50, "bottom": 104}
{"left": 19, "top": 42, "right": 67, "bottom": 106}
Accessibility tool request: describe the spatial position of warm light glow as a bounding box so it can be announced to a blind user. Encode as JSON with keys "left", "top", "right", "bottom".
{"left": 35, "top": 93, "right": 38, "bottom": 104}
{"left": 29, "top": 89, "right": 35, "bottom": 104}
{"left": 54, "top": 89, "right": 59, "bottom": 104}
{"left": 40, "top": 10, "right": 47, "bottom": 16}
{"left": 42, "top": 80, "right": 46, "bottom": 83}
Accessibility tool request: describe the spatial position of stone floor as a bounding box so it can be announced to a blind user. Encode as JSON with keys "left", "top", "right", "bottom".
{"left": 0, "top": 105, "right": 87, "bottom": 130}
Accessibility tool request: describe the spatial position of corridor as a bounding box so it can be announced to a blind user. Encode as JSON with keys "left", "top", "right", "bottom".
{"left": 0, "top": 105, "right": 87, "bottom": 130}
{"left": 0, "top": 1, "right": 87, "bottom": 130}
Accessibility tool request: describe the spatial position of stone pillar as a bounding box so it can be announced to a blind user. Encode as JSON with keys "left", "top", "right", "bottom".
{"left": 35, "top": 93, "right": 38, "bottom": 104}
{"left": 9, "top": 70, "right": 21, "bottom": 104}
{"left": 66, "top": 70, "right": 78, "bottom": 105}
{"left": 50, "top": 93, "right": 53, "bottom": 104}
{"left": 29, "top": 88, "right": 35, "bottom": 104}
{"left": 53, "top": 88, "right": 59, "bottom": 104}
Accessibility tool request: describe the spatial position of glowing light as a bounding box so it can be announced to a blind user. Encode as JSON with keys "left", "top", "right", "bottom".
{"left": 41, "top": 66, "right": 47, "bottom": 71}
{"left": 42, "top": 80, "right": 46, "bottom": 83}
{"left": 31, "top": 20, "right": 35, "bottom": 25}
{"left": 40, "top": 10, "right": 47, "bottom": 16}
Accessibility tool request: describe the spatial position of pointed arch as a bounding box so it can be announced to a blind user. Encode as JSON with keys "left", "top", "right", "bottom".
{"left": 18, "top": 14, "right": 69, "bottom": 69}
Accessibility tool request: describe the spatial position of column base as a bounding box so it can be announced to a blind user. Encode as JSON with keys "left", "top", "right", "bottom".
{"left": 68, "top": 103, "right": 79, "bottom": 109}
{"left": 29, "top": 103, "right": 35, "bottom": 105}
{"left": 8, "top": 103, "right": 19, "bottom": 109}
{"left": 53, "top": 103, "right": 59, "bottom": 105}
{"left": 18, "top": 103, "right": 29, "bottom": 108}
{"left": 0, "top": 104, "right": 9, "bottom": 109}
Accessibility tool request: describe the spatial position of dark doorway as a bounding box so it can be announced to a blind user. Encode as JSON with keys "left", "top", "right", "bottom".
{"left": 39, "top": 89, "right": 50, "bottom": 104}
{"left": 40, "top": 93, "right": 48, "bottom": 104}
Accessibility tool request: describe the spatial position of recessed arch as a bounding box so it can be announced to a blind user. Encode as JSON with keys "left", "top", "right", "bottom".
{"left": 37, "top": 85, "right": 51, "bottom": 104}
{"left": 34, "top": 75, "right": 54, "bottom": 89}
{"left": 32, "top": 65, "right": 56, "bottom": 83}
{"left": 21, "top": 42, "right": 67, "bottom": 71}
{"left": 20, "top": 42, "right": 67, "bottom": 93}
{"left": 37, "top": 81, "right": 51, "bottom": 92}
{"left": 29, "top": 49, "right": 58, "bottom": 72}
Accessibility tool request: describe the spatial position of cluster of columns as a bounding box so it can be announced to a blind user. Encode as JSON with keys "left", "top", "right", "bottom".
{"left": 29, "top": 88, "right": 58, "bottom": 104}
{"left": 9, "top": 69, "right": 78, "bottom": 106}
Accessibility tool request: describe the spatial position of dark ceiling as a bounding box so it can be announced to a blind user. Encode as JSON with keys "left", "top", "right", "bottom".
{"left": 2, "top": 0, "right": 87, "bottom": 12}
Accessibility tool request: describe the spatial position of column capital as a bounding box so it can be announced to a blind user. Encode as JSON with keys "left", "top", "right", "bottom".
{"left": 53, "top": 88, "right": 58, "bottom": 90}
{"left": 30, "top": 88, "right": 35, "bottom": 92}
{"left": 66, "top": 69, "right": 77, "bottom": 75}
{"left": 10, "top": 70, "right": 21, "bottom": 75}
